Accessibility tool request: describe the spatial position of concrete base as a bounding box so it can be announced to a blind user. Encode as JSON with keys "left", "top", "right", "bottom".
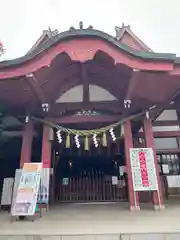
{"left": 154, "top": 204, "right": 165, "bottom": 210}
{"left": 130, "top": 205, "right": 140, "bottom": 211}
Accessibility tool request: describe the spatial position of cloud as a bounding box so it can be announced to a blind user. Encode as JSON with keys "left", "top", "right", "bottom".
{"left": 1, "top": 0, "right": 180, "bottom": 60}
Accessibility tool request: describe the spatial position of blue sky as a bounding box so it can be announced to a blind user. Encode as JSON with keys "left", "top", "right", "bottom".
{"left": 1, "top": 0, "right": 180, "bottom": 60}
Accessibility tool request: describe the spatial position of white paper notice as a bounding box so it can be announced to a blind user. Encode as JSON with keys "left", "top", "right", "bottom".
{"left": 167, "top": 175, "right": 180, "bottom": 188}
{"left": 37, "top": 168, "right": 50, "bottom": 204}
{"left": 112, "top": 176, "right": 118, "bottom": 185}
{"left": 162, "top": 164, "right": 169, "bottom": 174}
{"left": 119, "top": 166, "right": 124, "bottom": 176}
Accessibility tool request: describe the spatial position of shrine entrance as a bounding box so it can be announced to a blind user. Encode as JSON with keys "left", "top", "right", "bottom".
{"left": 53, "top": 137, "right": 128, "bottom": 203}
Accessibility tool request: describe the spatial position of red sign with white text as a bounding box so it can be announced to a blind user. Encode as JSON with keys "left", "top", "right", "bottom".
{"left": 138, "top": 151, "right": 149, "bottom": 187}
{"left": 130, "top": 148, "right": 158, "bottom": 191}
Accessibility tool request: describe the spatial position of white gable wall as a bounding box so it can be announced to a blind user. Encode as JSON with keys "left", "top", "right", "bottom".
{"left": 156, "top": 110, "right": 178, "bottom": 121}
{"left": 56, "top": 84, "right": 117, "bottom": 103}
{"left": 89, "top": 84, "right": 117, "bottom": 102}
{"left": 56, "top": 85, "right": 83, "bottom": 103}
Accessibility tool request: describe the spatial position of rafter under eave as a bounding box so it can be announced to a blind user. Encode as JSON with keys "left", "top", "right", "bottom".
{"left": 26, "top": 73, "right": 46, "bottom": 103}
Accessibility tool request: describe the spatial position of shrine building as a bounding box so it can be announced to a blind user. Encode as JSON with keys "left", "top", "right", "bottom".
{"left": 1, "top": 23, "right": 180, "bottom": 211}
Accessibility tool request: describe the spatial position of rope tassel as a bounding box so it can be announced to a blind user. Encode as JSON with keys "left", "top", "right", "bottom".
{"left": 102, "top": 132, "right": 107, "bottom": 147}
{"left": 84, "top": 136, "right": 89, "bottom": 151}
{"left": 66, "top": 134, "right": 70, "bottom": 148}
{"left": 120, "top": 125, "right": 124, "bottom": 137}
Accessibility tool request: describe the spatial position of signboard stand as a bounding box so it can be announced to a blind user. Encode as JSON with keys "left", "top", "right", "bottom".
{"left": 11, "top": 201, "right": 42, "bottom": 222}
{"left": 11, "top": 163, "right": 43, "bottom": 222}
{"left": 10, "top": 210, "right": 42, "bottom": 223}
{"left": 130, "top": 148, "right": 160, "bottom": 210}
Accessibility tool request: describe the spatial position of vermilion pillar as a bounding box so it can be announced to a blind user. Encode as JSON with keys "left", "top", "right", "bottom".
{"left": 124, "top": 121, "right": 140, "bottom": 210}
{"left": 41, "top": 124, "right": 52, "bottom": 168}
{"left": 143, "top": 118, "right": 164, "bottom": 209}
{"left": 41, "top": 124, "right": 52, "bottom": 208}
{"left": 20, "top": 120, "right": 34, "bottom": 168}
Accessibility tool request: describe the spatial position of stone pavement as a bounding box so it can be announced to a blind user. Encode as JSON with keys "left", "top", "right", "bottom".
{"left": 0, "top": 201, "right": 180, "bottom": 239}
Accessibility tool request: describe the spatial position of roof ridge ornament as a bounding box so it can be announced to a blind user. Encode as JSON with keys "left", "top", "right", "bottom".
{"left": 79, "top": 21, "right": 83, "bottom": 29}
{"left": 69, "top": 26, "right": 75, "bottom": 30}
{"left": 69, "top": 21, "right": 93, "bottom": 31}
{"left": 122, "top": 23, "right": 131, "bottom": 29}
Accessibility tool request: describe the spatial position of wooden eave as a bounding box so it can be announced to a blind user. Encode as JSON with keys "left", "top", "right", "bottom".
{"left": 0, "top": 28, "right": 180, "bottom": 123}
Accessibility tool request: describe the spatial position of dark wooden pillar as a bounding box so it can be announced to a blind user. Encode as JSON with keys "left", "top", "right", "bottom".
{"left": 124, "top": 120, "right": 140, "bottom": 210}
{"left": 20, "top": 120, "right": 34, "bottom": 168}
{"left": 82, "top": 63, "right": 89, "bottom": 104}
{"left": 143, "top": 118, "right": 164, "bottom": 209}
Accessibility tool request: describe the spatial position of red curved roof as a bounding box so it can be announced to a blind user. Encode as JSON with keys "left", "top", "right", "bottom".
{"left": 0, "top": 27, "right": 180, "bottom": 121}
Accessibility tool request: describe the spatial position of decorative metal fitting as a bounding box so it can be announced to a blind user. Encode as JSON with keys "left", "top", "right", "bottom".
{"left": 124, "top": 100, "right": 131, "bottom": 108}
{"left": 42, "top": 103, "right": 49, "bottom": 112}
{"left": 26, "top": 73, "right": 33, "bottom": 78}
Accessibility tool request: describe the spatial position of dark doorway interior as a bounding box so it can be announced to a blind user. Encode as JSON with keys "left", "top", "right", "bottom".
{"left": 54, "top": 142, "right": 128, "bottom": 203}
{"left": 56, "top": 155, "right": 122, "bottom": 179}
{"left": 0, "top": 137, "right": 21, "bottom": 197}
{"left": 0, "top": 124, "right": 43, "bottom": 199}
